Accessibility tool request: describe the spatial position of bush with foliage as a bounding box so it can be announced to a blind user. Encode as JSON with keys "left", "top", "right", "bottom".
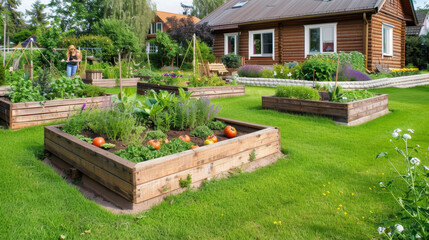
{"left": 93, "top": 19, "right": 140, "bottom": 57}
{"left": 149, "top": 31, "right": 180, "bottom": 68}
{"left": 188, "top": 75, "right": 225, "bottom": 87}
{"left": 275, "top": 85, "right": 321, "bottom": 100}
{"left": 237, "top": 65, "right": 264, "bottom": 78}
{"left": 190, "top": 125, "right": 213, "bottom": 138}
{"left": 221, "top": 53, "right": 242, "bottom": 68}
{"left": 337, "top": 64, "right": 372, "bottom": 81}
{"left": 0, "top": 65, "right": 5, "bottom": 86}
{"left": 310, "top": 51, "right": 366, "bottom": 73}
{"left": 295, "top": 58, "right": 336, "bottom": 81}
{"left": 183, "top": 40, "right": 215, "bottom": 63}
{"left": 405, "top": 35, "right": 429, "bottom": 69}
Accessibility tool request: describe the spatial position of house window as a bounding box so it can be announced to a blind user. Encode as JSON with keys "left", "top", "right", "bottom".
{"left": 224, "top": 33, "right": 238, "bottom": 55}
{"left": 304, "top": 23, "right": 337, "bottom": 56}
{"left": 150, "top": 22, "right": 163, "bottom": 34}
{"left": 248, "top": 29, "right": 275, "bottom": 59}
{"left": 382, "top": 24, "right": 393, "bottom": 56}
{"left": 146, "top": 42, "right": 158, "bottom": 53}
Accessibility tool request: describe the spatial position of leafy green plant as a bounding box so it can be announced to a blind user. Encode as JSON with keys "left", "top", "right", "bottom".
{"left": 249, "top": 150, "right": 256, "bottom": 162}
{"left": 74, "top": 134, "right": 93, "bottom": 144}
{"left": 296, "top": 58, "right": 336, "bottom": 81}
{"left": 207, "top": 120, "right": 227, "bottom": 130}
{"left": 221, "top": 53, "right": 241, "bottom": 68}
{"left": 76, "top": 85, "right": 105, "bottom": 98}
{"left": 190, "top": 125, "right": 213, "bottom": 138}
{"left": 0, "top": 65, "right": 6, "bottom": 86}
{"left": 328, "top": 85, "right": 342, "bottom": 102}
{"left": 49, "top": 76, "right": 85, "bottom": 99}
{"left": 179, "top": 174, "right": 192, "bottom": 188}
{"left": 310, "top": 51, "right": 366, "bottom": 73}
{"left": 144, "top": 130, "right": 167, "bottom": 140}
{"left": 115, "top": 138, "right": 194, "bottom": 163}
{"left": 9, "top": 76, "right": 45, "bottom": 103}
{"left": 337, "top": 90, "right": 375, "bottom": 103}
{"left": 33, "top": 69, "right": 52, "bottom": 98}
{"left": 101, "top": 143, "right": 116, "bottom": 149}
{"left": 275, "top": 86, "right": 321, "bottom": 101}
{"left": 376, "top": 129, "right": 429, "bottom": 239}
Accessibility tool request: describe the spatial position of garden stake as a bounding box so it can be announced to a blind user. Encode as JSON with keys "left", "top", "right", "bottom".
{"left": 334, "top": 58, "right": 340, "bottom": 93}
{"left": 119, "top": 52, "right": 123, "bottom": 101}
{"left": 312, "top": 69, "right": 315, "bottom": 88}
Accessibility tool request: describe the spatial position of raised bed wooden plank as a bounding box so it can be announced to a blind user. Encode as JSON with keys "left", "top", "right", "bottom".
{"left": 134, "top": 127, "right": 279, "bottom": 185}
{"left": 135, "top": 140, "right": 281, "bottom": 203}
{"left": 84, "top": 78, "right": 141, "bottom": 88}
{"left": 45, "top": 126, "right": 135, "bottom": 183}
{"left": 262, "top": 94, "right": 389, "bottom": 125}
{"left": 0, "top": 86, "right": 10, "bottom": 97}
{"left": 137, "top": 82, "right": 245, "bottom": 99}
{"left": 7, "top": 95, "right": 111, "bottom": 110}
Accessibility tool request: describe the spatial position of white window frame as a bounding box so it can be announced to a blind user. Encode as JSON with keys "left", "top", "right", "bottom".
{"left": 304, "top": 23, "right": 337, "bottom": 57}
{"left": 224, "top": 32, "right": 238, "bottom": 55}
{"left": 146, "top": 42, "right": 158, "bottom": 53}
{"left": 156, "top": 22, "right": 163, "bottom": 32}
{"left": 150, "top": 22, "right": 163, "bottom": 34}
{"left": 382, "top": 23, "right": 393, "bottom": 57}
{"left": 248, "top": 29, "right": 275, "bottom": 60}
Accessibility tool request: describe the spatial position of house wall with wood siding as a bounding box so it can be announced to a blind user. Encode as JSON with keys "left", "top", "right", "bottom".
{"left": 212, "top": 0, "right": 412, "bottom": 71}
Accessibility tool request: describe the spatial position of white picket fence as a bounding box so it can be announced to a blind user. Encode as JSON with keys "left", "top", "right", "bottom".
{"left": 236, "top": 73, "right": 429, "bottom": 90}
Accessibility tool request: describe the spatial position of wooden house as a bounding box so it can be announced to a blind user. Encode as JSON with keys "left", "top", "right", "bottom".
{"left": 146, "top": 11, "right": 200, "bottom": 53}
{"left": 199, "top": 0, "right": 417, "bottom": 71}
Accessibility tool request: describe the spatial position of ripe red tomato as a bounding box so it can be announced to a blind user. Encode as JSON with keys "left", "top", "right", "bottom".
{"left": 93, "top": 137, "right": 105, "bottom": 147}
{"left": 190, "top": 145, "right": 199, "bottom": 149}
{"left": 148, "top": 140, "right": 161, "bottom": 150}
{"left": 224, "top": 126, "right": 237, "bottom": 138}
{"left": 179, "top": 135, "right": 191, "bottom": 143}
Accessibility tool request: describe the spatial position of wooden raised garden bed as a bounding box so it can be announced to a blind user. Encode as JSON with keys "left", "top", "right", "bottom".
{"left": 0, "top": 95, "right": 113, "bottom": 130}
{"left": 262, "top": 94, "right": 389, "bottom": 126}
{"left": 44, "top": 117, "right": 282, "bottom": 212}
{"left": 137, "top": 82, "right": 245, "bottom": 99}
{"left": 0, "top": 86, "right": 10, "bottom": 97}
{"left": 83, "top": 78, "right": 141, "bottom": 88}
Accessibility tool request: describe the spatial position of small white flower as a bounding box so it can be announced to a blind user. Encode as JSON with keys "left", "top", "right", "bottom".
{"left": 392, "top": 132, "right": 399, "bottom": 138}
{"left": 287, "top": 72, "right": 292, "bottom": 77}
{"left": 395, "top": 224, "right": 404, "bottom": 233}
{"left": 410, "top": 158, "right": 420, "bottom": 166}
{"left": 378, "top": 227, "right": 386, "bottom": 234}
{"left": 407, "top": 129, "right": 414, "bottom": 133}
{"left": 280, "top": 68, "right": 283, "bottom": 74}
{"left": 394, "top": 128, "right": 402, "bottom": 133}
{"left": 424, "top": 166, "right": 429, "bottom": 171}
{"left": 342, "top": 96, "right": 347, "bottom": 100}
{"left": 379, "top": 182, "right": 384, "bottom": 187}
{"left": 416, "top": 234, "right": 421, "bottom": 239}
{"left": 403, "top": 134, "right": 411, "bottom": 139}
{"left": 273, "top": 71, "right": 277, "bottom": 76}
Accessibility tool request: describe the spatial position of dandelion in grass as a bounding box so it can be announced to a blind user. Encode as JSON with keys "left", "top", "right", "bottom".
{"left": 273, "top": 221, "right": 277, "bottom": 225}
{"left": 344, "top": 212, "right": 347, "bottom": 216}
{"left": 328, "top": 182, "right": 331, "bottom": 184}
{"left": 327, "top": 191, "right": 330, "bottom": 194}
{"left": 370, "top": 211, "right": 374, "bottom": 214}
{"left": 382, "top": 172, "right": 384, "bottom": 175}
{"left": 362, "top": 216, "right": 365, "bottom": 220}
{"left": 339, "top": 204, "right": 342, "bottom": 207}
{"left": 322, "top": 193, "right": 326, "bottom": 196}
{"left": 369, "top": 187, "right": 372, "bottom": 190}
{"left": 323, "top": 184, "right": 326, "bottom": 187}
{"left": 337, "top": 208, "right": 340, "bottom": 210}
{"left": 352, "top": 193, "right": 355, "bottom": 196}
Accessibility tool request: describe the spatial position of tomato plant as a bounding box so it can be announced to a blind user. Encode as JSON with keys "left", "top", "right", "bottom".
{"left": 179, "top": 135, "right": 191, "bottom": 143}
{"left": 148, "top": 139, "right": 161, "bottom": 150}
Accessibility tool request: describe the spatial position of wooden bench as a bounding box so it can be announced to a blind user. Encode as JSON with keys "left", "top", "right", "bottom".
{"left": 208, "top": 63, "right": 229, "bottom": 76}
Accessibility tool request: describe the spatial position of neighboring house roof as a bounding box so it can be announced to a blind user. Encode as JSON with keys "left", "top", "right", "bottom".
{"left": 156, "top": 11, "right": 200, "bottom": 25}
{"left": 200, "top": 0, "right": 416, "bottom": 28}
{"left": 406, "top": 10, "right": 427, "bottom": 36}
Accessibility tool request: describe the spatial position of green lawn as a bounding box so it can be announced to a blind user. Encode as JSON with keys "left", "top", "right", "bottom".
{"left": 1, "top": 86, "right": 428, "bottom": 239}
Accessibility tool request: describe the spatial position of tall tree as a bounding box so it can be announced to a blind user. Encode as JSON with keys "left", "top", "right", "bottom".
{"left": 104, "top": 0, "right": 156, "bottom": 47}
{"left": 192, "top": 0, "right": 225, "bottom": 19}
{"left": 166, "top": 16, "right": 213, "bottom": 47}
{"left": 26, "top": 0, "right": 48, "bottom": 29}
{"left": 48, "top": 0, "right": 105, "bottom": 33}
{"left": 1, "top": 0, "right": 25, "bottom": 36}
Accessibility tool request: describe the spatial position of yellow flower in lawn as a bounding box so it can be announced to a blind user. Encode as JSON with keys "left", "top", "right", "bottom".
{"left": 327, "top": 191, "right": 330, "bottom": 194}
{"left": 328, "top": 182, "right": 331, "bottom": 184}
{"left": 362, "top": 216, "right": 365, "bottom": 219}
{"left": 337, "top": 208, "right": 340, "bottom": 210}
{"left": 382, "top": 173, "right": 385, "bottom": 175}
{"left": 323, "top": 193, "right": 326, "bottom": 196}
{"left": 344, "top": 212, "right": 347, "bottom": 216}
{"left": 279, "top": 221, "right": 282, "bottom": 225}
{"left": 370, "top": 211, "right": 374, "bottom": 214}
{"left": 323, "top": 184, "right": 326, "bottom": 187}
{"left": 221, "top": 213, "right": 224, "bottom": 216}
{"left": 340, "top": 191, "right": 344, "bottom": 194}
{"left": 274, "top": 221, "right": 277, "bottom": 225}
{"left": 352, "top": 193, "right": 355, "bottom": 196}
{"left": 369, "top": 187, "right": 372, "bottom": 190}
{"left": 366, "top": 170, "right": 369, "bottom": 173}
{"left": 339, "top": 204, "right": 343, "bottom": 207}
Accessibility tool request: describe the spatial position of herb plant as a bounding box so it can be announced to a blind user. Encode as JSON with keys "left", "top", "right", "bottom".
{"left": 190, "top": 126, "right": 213, "bottom": 138}
{"left": 275, "top": 86, "right": 321, "bottom": 101}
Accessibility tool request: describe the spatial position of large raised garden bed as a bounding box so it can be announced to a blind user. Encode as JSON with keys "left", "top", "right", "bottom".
{"left": 137, "top": 82, "right": 245, "bottom": 99}
{"left": 0, "top": 95, "right": 112, "bottom": 130}
{"left": 0, "top": 86, "right": 10, "bottom": 97}
{"left": 262, "top": 94, "right": 389, "bottom": 126}
{"left": 83, "top": 78, "right": 141, "bottom": 88}
{"left": 44, "top": 117, "right": 282, "bottom": 212}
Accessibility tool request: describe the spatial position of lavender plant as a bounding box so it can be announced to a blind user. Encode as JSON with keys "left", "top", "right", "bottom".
{"left": 376, "top": 129, "right": 429, "bottom": 239}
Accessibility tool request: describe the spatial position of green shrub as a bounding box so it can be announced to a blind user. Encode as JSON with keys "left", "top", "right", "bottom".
{"left": 207, "top": 120, "right": 227, "bottom": 130}
{"left": 0, "top": 65, "right": 6, "bottom": 86}
{"left": 221, "top": 53, "right": 241, "bottom": 68}
{"left": 310, "top": 51, "right": 366, "bottom": 73}
{"left": 275, "top": 85, "right": 321, "bottom": 100}
{"left": 62, "top": 35, "right": 115, "bottom": 62}
{"left": 237, "top": 65, "right": 264, "bottom": 78}
{"left": 144, "top": 130, "right": 167, "bottom": 140}
{"left": 295, "top": 58, "right": 336, "bottom": 81}
{"left": 190, "top": 125, "right": 213, "bottom": 138}
{"left": 77, "top": 85, "right": 105, "bottom": 98}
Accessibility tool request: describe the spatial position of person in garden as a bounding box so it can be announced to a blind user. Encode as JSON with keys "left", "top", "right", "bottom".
{"left": 66, "top": 45, "right": 81, "bottom": 77}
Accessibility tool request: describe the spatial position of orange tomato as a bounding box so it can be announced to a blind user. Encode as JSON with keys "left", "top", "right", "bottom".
{"left": 224, "top": 126, "right": 237, "bottom": 138}
{"left": 148, "top": 140, "right": 161, "bottom": 150}
{"left": 207, "top": 135, "right": 218, "bottom": 143}
{"left": 179, "top": 135, "right": 191, "bottom": 143}
{"left": 93, "top": 137, "right": 105, "bottom": 147}
{"left": 190, "top": 145, "right": 199, "bottom": 149}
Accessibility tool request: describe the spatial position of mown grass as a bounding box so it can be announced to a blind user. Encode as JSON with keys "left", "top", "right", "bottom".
{"left": 0, "top": 85, "right": 428, "bottom": 239}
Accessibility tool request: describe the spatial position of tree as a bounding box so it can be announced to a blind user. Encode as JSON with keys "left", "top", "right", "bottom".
{"left": 149, "top": 31, "right": 179, "bottom": 67}
{"left": 192, "top": 0, "right": 225, "bottom": 19}
{"left": 48, "top": 0, "right": 105, "bottom": 33}
{"left": 26, "top": 0, "right": 48, "bottom": 29}
{"left": 103, "top": 0, "right": 156, "bottom": 47}
{"left": 1, "top": 0, "right": 25, "bottom": 36}
{"left": 93, "top": 18, "right": 140, "bottom": 57}
{"left": 166, "top": 16, "right": 213, "bottom": 47}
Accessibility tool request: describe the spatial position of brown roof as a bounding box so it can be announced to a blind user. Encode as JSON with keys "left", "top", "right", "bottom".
{"left": 406, "top": 10, "right": 427, "bottom": 35}
{"left": 200, "top": 0, "right": 415, "bottom": 27}
{"left": 157, "top": 11, "right": 200, "bottom": 24}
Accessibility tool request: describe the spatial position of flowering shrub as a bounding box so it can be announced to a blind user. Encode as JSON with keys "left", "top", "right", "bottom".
{"left": 390, "top": 68, "right": 420, "bottom": 77}
{"left": 337, "top": 64, "right": 372, "bottom": 81}
{"left": 237, "top": 65, "right": 264, "bottom": 78}
{"left": 310, "top": 51, "right": 366, "bottom": 73}
{"left": 376, "top": 129, "right": 429, "bottom": 239}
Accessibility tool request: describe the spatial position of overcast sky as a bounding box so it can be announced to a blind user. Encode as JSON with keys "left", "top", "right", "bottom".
{"left": 18, "top": 0, "right": 194, "bottom": 16}
{"left": 17, "top": 0, "right": 429, "bottom": 17}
